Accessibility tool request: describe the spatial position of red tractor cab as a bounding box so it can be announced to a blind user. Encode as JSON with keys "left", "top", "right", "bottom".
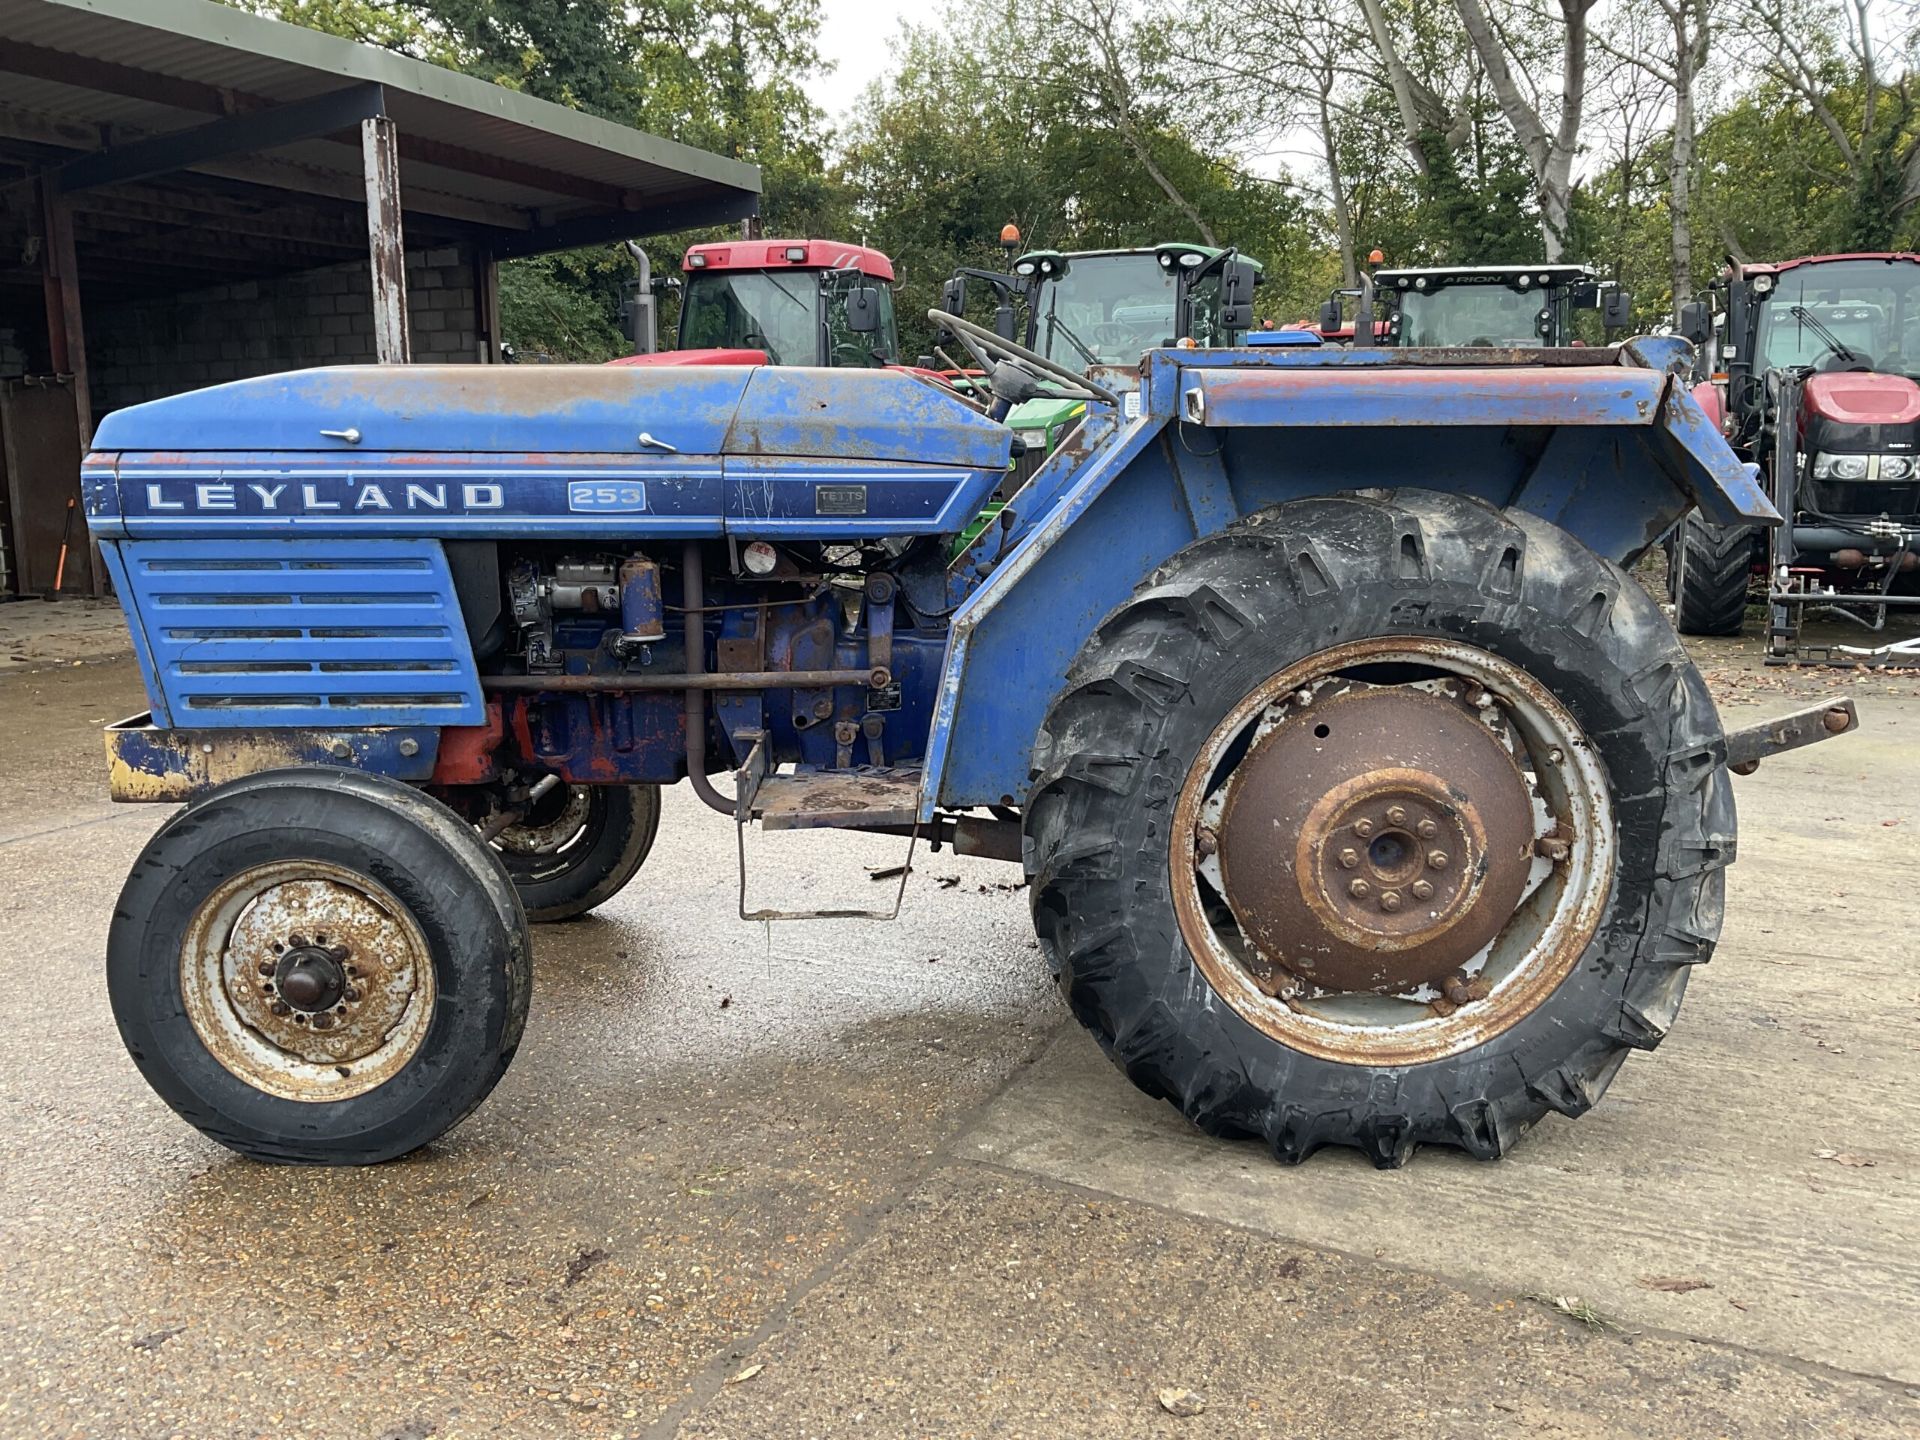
{"left": 612, "top": 239, "right": 901, "bottom": 370}
{"left": 1670, "top": 253, "right": 1920, "bottom": 653}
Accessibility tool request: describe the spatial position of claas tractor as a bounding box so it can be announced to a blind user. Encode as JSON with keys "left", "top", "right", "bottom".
{"left": 1319, "top": 263, "right": 1632, "bottom": 350}
{"left": 611, "top": 237, "right": 900, "bottom": 370}
{"left": 84, "top": 315, "right": 1856, "bottom": 1170}
{"left": 1669, "top": 253, "right": 1920, "bottom": 658}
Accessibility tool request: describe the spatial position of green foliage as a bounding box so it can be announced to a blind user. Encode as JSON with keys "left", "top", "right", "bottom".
{"left": 497, "top": 252, "right": 630, "bottom": 362}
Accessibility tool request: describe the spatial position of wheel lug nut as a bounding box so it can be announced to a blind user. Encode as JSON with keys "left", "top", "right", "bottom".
{"left": 312, "top": 1015, "right": 334, "bottom": 1031}
{"left": 1353, "top": 819, "right": 1375, "bottom": 838}
{"left": 1347, "top": 879, "right": 1371, "bottom": 899}
{"left": 1379, "top": 891, "right": 1403, "bottom": 913}
{"left": 1411, "top": 880, "right": 1434, "bottom": 901}
{"left": 344, "top": 988, "right": 360, "bottom": 1003}
{"left": 1416, "top": 819, "right": 1437, "bottom": 839}
{"left": 257, "top": 961, "right": 274, "bottom": 976}
{"left": 1428, "top": 850, "right": 1450, "bottom": 870}
{"left": 1337, "top": 848, "right": 1359, "bottom": 870}
{"left": 1385, "top": 805, "right": 1406, "bottom": 826}
{"left": 270, "top": 1001, "right": 291, "bottom": 1017}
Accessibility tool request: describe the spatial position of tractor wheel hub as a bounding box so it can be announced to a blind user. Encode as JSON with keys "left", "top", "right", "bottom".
{"left": 1216, "top": 685, "right": 1535, "bottom": 993}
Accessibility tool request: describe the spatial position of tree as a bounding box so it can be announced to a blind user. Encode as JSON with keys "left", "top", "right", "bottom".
{"left": 1594, "top": 0, "right": 1714, "bottom": 317}
{"left": 840, "top": 0, "right": 1318, "bottom": 349}
{"left": 1733, "top": 0, "right": 1920, "bottom": 249}
{"left": 1452, "top": 0, "right": 1597, "bottom": 259}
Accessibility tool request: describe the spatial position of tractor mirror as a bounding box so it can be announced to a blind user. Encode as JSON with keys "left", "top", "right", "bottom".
{"left": 1318, "top": 297, "right": 1342, "bottom": 334}
{"left": 939, "top": 276, "right": 966, "bottom": 317}
{"left": 846, "top": 285, "right": 881, "bottom": 334}
{"left": 1603, "top": 288, "right": 1635, "bottom": 333}
{"left": 1571, "top": 280, "right": 1600, "bottom": 308}
{"left": 1220, "top": 258, "right": 1257, "bottom": 332}
{"left": 1677, "top": 299, "right": 1710, "bottom": 346}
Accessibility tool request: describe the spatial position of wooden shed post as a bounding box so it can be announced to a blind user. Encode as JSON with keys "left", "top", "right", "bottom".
{"left": 361, "top": 115, "right": 411, "bottom": 363}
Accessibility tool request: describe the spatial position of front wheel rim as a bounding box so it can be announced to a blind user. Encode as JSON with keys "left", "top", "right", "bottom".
{"left": 1170, "top": 636, "right": 1615, "bottom": 1066}
{"left": 179, "top": 860, "right": 437, "bottom": 1101}
{"left": 491, "top": 784, "right": 601, "bottom": 879}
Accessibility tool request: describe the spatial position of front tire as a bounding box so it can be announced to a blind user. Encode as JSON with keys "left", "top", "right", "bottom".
{"left": 1025, "top": 491, "right": 1733, "bottom": 1167}
{"left": 1669, "top": 513, "right": 1755, "bottom": 636}
{"left": 109, "top": 769, "right": 532, "bottom": 1164}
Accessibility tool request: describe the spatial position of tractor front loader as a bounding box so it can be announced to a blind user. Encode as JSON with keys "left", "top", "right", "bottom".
{"left": 84, "top": 321, "right": 1855, "bottom": 1169}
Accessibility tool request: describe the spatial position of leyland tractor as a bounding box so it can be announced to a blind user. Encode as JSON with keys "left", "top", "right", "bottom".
{"left": 84, "top": 313, "right": 1855, "bottom": 1170}
{"left": 1669, "top": 253, "right": 1920, "bottom": 658}
{"left": 610, "top": 237, "right": 900, "bottom": 371}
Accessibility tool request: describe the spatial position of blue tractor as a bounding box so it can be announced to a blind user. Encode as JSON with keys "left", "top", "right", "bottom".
{"left": 84, "top": 314, "right": 1852, "bottom": 1167}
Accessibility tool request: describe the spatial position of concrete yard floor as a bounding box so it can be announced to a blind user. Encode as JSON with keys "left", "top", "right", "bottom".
{"left": 0, "top": 655, "right": 1915, "bottom": 1439}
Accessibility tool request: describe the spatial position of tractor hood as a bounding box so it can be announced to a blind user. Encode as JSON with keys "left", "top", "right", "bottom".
{"left": 89, "top": 364, "right": 1011, "bottom": 470}
{"left": 1799, "top": 370, "right": 1920, "bottom": 428}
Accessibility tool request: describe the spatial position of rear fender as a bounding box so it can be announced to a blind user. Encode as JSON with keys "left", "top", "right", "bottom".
{"left": 924, "top": 345, "right": 1778, "bottom": 816}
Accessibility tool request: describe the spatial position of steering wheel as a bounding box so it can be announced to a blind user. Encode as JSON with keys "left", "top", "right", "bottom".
{"left": 927, "top": 309, "right": 1120, "bottom": 405}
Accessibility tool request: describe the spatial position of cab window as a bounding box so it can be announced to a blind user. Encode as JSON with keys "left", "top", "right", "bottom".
{"left": 824, "top": 271, "right": 899, "bottom": 367}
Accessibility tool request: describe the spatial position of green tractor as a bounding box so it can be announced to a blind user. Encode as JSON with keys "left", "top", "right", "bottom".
{"left": 939, "top": 241, "right": 1262, "bottom": 497}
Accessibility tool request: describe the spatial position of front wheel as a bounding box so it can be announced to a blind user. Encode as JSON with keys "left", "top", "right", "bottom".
{"left": 108, "top": 769, "right": 532, "bottom": 1164}
{"left": 1025, "top": 491, "right": 1733, "bottom": 1167}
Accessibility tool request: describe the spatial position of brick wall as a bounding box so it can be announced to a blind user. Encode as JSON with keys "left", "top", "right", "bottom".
{"left": 89, "top": 245, "right": 482, "bottom": 414}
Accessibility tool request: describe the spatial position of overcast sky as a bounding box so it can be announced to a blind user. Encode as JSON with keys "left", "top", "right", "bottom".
{"left": 802, "top": 0, "right": 915, "bottom": 123}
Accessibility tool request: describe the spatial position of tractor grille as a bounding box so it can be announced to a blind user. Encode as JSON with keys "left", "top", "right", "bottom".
{"left": 116, "top": 539, "right": 484, "bottom": 728}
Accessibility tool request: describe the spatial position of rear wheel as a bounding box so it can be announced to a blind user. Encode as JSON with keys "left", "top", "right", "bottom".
{"left": 487, "top": 783, "right": 661, "bottom": 922}
{"left": 108, "top": 769, "right": 531, "bottom": 1164}
{"left": 1025, "top": 491, "right": 1733, "bottom": 1166}
{"left": 1669, "top": 513, "right": 1755, "bottom": 636}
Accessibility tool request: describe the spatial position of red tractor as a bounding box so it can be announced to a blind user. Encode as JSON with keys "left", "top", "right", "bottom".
{"left": 1672, "top": 253, "right": 1920, "bottom": 655}
{"left": 612, "top": 238, "right": 901, "bottom": 370}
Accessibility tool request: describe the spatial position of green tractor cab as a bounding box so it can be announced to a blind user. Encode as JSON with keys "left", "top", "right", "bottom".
{"left": 941, "top": 242, "right": 1261, "bottom": 504}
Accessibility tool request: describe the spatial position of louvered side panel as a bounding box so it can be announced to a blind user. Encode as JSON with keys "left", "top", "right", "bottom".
{"left": 118, "top": 539, "right": 483, "bottom": 727}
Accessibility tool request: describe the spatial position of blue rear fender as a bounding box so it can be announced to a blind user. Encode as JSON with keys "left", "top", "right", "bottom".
{"left": 924, "top": 342, "right": 1776, "bottom": 816}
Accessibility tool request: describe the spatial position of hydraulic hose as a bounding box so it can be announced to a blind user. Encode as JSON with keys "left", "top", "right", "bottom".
{"left": 681, "top": 540, "right": 737, "bottom": 817}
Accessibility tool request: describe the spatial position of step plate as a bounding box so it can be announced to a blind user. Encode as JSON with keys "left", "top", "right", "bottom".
{"left": 753, "top": 766, "right": 923, "bottom": 832}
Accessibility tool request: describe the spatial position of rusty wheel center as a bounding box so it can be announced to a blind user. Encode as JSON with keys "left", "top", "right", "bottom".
{"left": 276, "top": 946, "right": 347, "bottom": 1013}
{"left": 1173, "top": 637, "right": 1615, "bottom": 1067}
{"left": 180, "top": 863, "right": 437, "bottom": 1102}
{"left": 1217, "top": 686, "right": 1536, "bottom": 994}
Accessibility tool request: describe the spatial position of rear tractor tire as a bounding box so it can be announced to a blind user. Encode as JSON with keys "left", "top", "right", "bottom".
{"left": 1025, "top": 490, "right": 1733, "bottom": 1167}
{"left": 1669, "top": 512, "right": 1756, "bottom": 637}
{"left": 108, "top": 769, "right": 532, "bottom": 1165}
{"left": 486, "top": 782, "right": 661, "bottom": 922}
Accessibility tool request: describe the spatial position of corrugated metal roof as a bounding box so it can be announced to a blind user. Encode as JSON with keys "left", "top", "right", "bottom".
{"left": 0, "top": 0, "right": 761, "bottom": 226}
